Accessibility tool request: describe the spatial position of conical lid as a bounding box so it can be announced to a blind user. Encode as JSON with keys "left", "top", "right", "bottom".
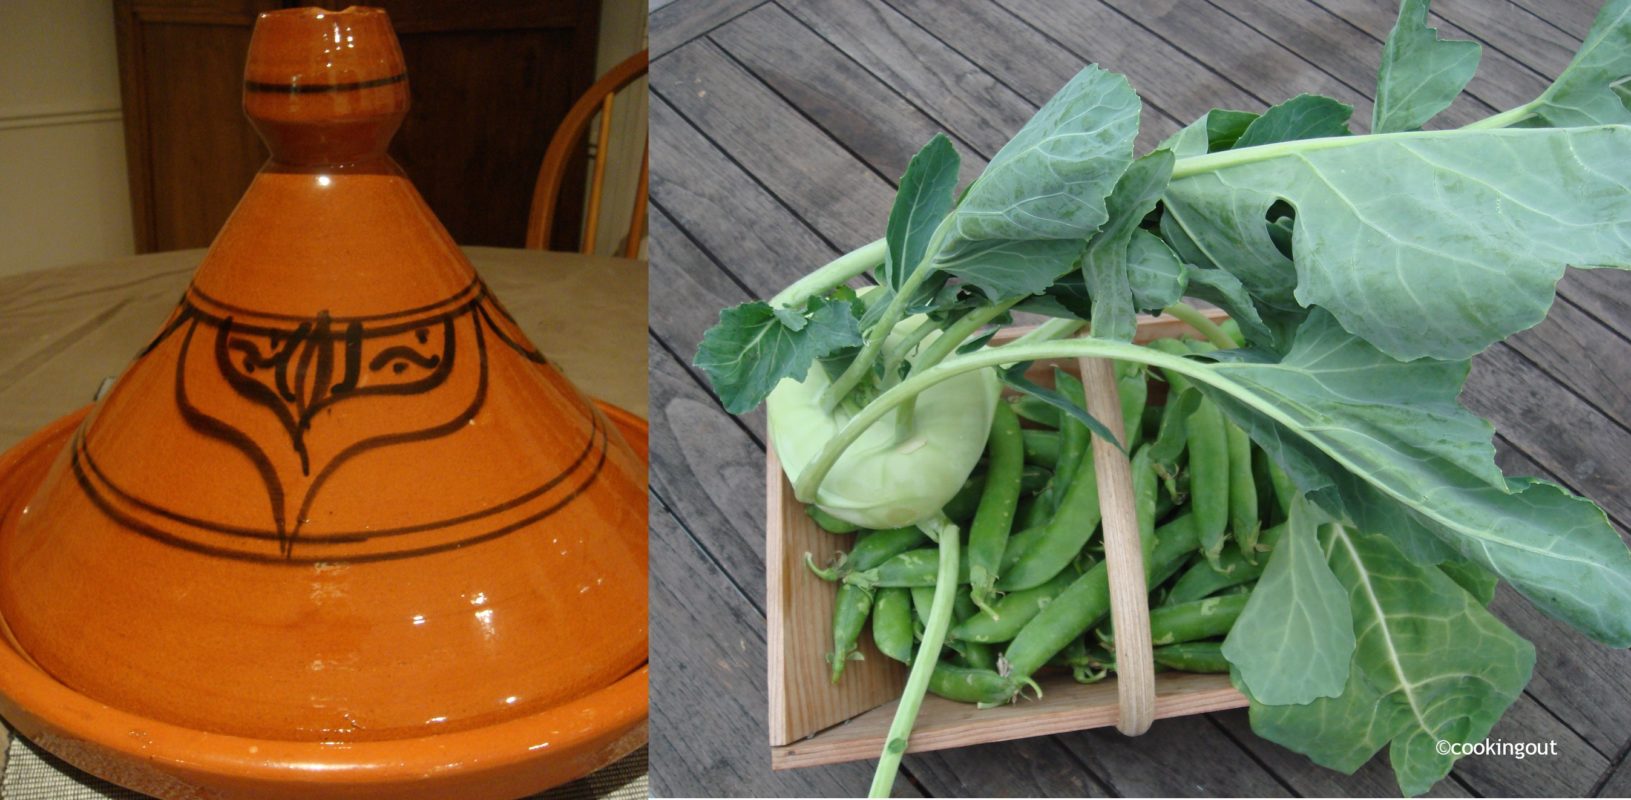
{"left": 0, "top": 7, "right": 646, "bottom": 745}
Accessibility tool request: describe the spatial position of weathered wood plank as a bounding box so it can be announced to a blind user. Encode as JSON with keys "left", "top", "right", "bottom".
{"left": 942, "top": 0, "right": 1259, "bottom": 133}
{"left": 649, "top": 94, "right": 837, "bottom": 297}
{"left": 1505, "top": 298, "right": 1631, "bottom": 434}
{"left": 648, "top": 337, "right": 773, "bottom": 605}
{"left": 1294, "top": 0, "right": 1548, "bottom": 115}
{"left": 1597, "top": 751, "right": 1631, "bottom": 797}
{"left": 650, "top": 496, "right": 920, "bottom": 796}
{"left": 1212, "top": 710, "right": 1476, "bottom": 797}
{"left": 651, "top": 0, "right": 765, "bottom": 58}
{"left": 1094, "top": 0, "right": 1376, "bottom": 124}
{"left": 652, "top": 39, "right": 896, "bottom": 252}
{"left": 711, "top": 4, "right": 988, "bottom": 185}
{"left": 646, "top": 206, "right": 768, "bottom": 440}
{"left": 1466, "top": 345, "right": 1631, "bottom": 526}
{"left": 1426, "top": 0, "right": 1580, "bottom": 80}
{"left": 1506, "top": 0, "right": 1601, "bottom": 41}
{"left": 778, "top": 0, "right": 1035, "bottom": 159}
{"left": 1054, "top": 719, "right": 1296, "bottom": 797}
{"left": 1452, "top": 692, "right": 1608, "bottom": 795}
{"left": 1561, "top": 269, "right": 1631, "bottom": 337}
{"left": 901, "top": 744, "right": 1113, "bottom": 797}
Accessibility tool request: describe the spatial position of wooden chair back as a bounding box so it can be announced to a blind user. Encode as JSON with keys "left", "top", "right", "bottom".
{"left": 526, "top": 49, "right": 649, "bottom": 257}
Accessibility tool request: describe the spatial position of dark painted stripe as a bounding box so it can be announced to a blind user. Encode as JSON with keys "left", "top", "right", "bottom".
{"left": 245, "top": 72, "right": 406, "bottom": 94}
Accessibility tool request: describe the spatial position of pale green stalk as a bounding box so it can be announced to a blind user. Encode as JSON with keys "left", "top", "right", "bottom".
{"left": 869, "top": 514, "right": 960, "bottom": 798}
{"left": 769, "top": 238, "right": 886, "bottom": 309}
{"left": 1164, "top": 302, "right": 1236, "bottom": 349}
{"left": 1168, "top": 125, "right": 1552, "bottom": 180}
{"left": 909, "top": 296, "right": 1025, "bottom": 378}
{"left": 879, "top": 315, "right": 944, "bottom": 384}
{"left": 821, "top": 224, "right": 951, "bottom": 410}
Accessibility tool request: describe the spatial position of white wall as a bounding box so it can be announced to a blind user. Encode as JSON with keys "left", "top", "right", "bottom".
{"left": 0, "top": 0, "right": 135, "bottom": 278}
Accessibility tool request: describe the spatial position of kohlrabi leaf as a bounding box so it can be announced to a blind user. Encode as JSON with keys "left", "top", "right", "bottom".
{"left": 1081, "top": 151, "right": 1174, "bottom": 341}
{"left": 1175, "top": 262, "right": 1279, "bottom": 348}
{"left": 1163, "top": 126, "right": 1631, "bottom": 361}
{"left": 1191, "top": 311, "right": 1631, "bottom": 646}
{"left": 1244, "top": 526, "right": 1534, "bottom": 797}
{"left": 882, "top": 134, "right": 960, "bottom": 292}
{"left": 694, "top": 296, "right": 863, "bottom": 414}
{"left": 934, "top": 65, "right": 1141, "bottom": 300}
{"left": 1223, "top": 497, "right": 1355, "bottom": 705}
{"left": 1000, "top": 364, "right": 1123, "bottom": 450}
{"left": 1372, "top": 0, "right": 1481, "bottom": 133}
{"left": 1206, "top": 109, "right": 1259, "bottom": 151}
{"left": 1126, "top": 229, "right": 1186, "bottom": 311}
{"left": 1232, "top": 94, "right": 1353, "bottom": 148}
{"left": 1524, "top": 0, "right": 1631, "bottom": 127}
{"left": 1437, "top": 557, "right": 1498, "bottom": 606}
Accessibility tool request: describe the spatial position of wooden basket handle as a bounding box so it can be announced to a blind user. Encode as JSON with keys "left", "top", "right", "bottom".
{"left": 1080, "top": 356, "right": 1155, "bottom": 735}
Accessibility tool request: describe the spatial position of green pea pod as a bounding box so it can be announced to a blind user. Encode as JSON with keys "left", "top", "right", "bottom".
{"left": 1131, "top": 445, "right": 1158, "bottom": 567}
{"left": 830, "top": 582, "right": 874, "bottom": 683}
{"left": 926, "top": 664, "right": 1033, "bottom": 707}
{"left": 1153, "top": 641, "right": 1230, "bottom": 673}
{"left": 941, "top": 473, "right": 986, "bottom": 524}
{"left": 1021, "top": 430, "right": 1060, "bottom": 469}
{"left": 968, "top": 402, "right": 1025, "bottom": 614}
{"left": 1183, "top": 395, "right": 1230, "bottom": 570}
{"left": 998, "top": 453, "right": 1100, "bottom": 591}
{"left": 1008, "top": 395, "right": 1061, "bottom": 428}
{"left": 1147, "top": 386, "right": 1199, "bottom": 495}
{"left": 1023, "top": 370, "right": 1090, "bottom": 528}
{"left": 1116, "top": 360, "right": 1149, "bottom": 452}
{"left": 1166, "top": 522, "right": 1287, "bottom": 605}
{"left": 807, "top": 505, "right": 861, "bottom": 534}
{"left": 1224, "top": 421, "right": 1261, "bottom": 563}
{"left": 808, "top": 526, "right": 929, "bottom": 582}
{"left": 1001, "top": 514, "right": 1201, "bottom": 683}
{"left": 872, "top": 588, "right": 915, "bottom": 665}
{"left": 849, "top": 547, "right": 970, "bottom": 589}
{"left": 1019, "top": 464, "right": 1051, "bottom": 494}
{"left": 952, "top": 565, "right": 1081, "bottom": 643}
{"left": 1147, "top": 593, "right": 1249, "bottom": 647}
{"left": 910, "top": 585, "right": 936, "bottom": 631}
{"left": 1266, "top": 455, "right": 1297, "bottom": 519}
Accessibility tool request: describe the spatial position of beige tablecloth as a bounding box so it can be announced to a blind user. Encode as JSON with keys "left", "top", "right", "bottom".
{"left": 0, "top": 246, "right": 648, "bottom": 800}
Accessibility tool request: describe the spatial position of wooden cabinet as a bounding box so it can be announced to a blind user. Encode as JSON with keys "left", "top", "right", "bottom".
{"left": 114, "top": 0, "right": 601, "bottom": 252}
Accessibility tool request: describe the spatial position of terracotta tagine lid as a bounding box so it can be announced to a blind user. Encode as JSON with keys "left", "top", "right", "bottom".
{"left": 0, "top": 7, "right": 647, "bottom": 799}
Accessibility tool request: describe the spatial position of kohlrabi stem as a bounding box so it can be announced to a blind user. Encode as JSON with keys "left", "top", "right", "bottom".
{"left": 1168, "top": 126, "right": 1536, "bottom": 180}
{"left": 821, "top": 224, "right": 950, "bottom": 411}
{"left": 1163, "top": 302, "right": 1236, "bottom": 349}
{"left": 770, "top": 238, "right": 887, "bottom": 309}
{"left": 869, "top": 514, "right": 960, "bottom": 799}
{"left": 880, "top": 315, "right": 944, "bottom": 384}
{"left": 910, "top": 296, "right": 1025, "bottom": 378}
{"left": 1014, "top": 318, "right": 1087, "bottom": 345}
{"left": 1461, "top": 102, "right": 1538, "bottom": 131}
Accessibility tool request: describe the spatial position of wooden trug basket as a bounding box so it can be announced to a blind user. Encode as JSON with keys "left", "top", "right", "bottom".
{"left": 766, "top": 310, "right": 1247, "bottom": 769}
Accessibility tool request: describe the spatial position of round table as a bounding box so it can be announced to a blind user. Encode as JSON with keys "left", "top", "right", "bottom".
{"left": 0, "top": 246, "right": 647, "bottom": 800}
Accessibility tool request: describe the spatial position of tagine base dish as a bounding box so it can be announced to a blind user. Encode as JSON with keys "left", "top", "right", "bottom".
{"left": 0, "top": 404, "right": 649, "bottom": 800}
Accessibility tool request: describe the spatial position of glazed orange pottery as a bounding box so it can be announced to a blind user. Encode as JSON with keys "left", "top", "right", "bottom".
{"left": 0, "top": 7, "right": 648, "bottom": 799}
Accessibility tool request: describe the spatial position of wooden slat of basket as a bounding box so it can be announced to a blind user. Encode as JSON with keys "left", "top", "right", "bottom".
{"left": 771, "top": 671, "right": 1245, "bottom": 770}
{"left": 767, "top": 448, "right": 906, "bottom": 747}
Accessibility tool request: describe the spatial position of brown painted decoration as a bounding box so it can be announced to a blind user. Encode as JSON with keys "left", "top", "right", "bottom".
{"left": 0, "top": 7, "right": 647, "bottom": 799}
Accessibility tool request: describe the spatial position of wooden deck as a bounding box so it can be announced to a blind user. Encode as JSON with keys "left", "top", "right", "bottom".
{"left": 645, "top": 0, "right": 1631, "bottom": 795}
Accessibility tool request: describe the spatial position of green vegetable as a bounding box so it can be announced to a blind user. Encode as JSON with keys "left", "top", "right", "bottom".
{"left": 1153, "top": 641, "right": 1230, "bottom": 673}
{"left": 808, "top": 505, "right": 861, "bottom": 534}
{"left": 1166, "top": 521, "right": 1286, "bottom": 605}
{"left": 872, "top": 587, "right": 915, "bottom": 665}
{"left": 968, "top": 403, "right": 1024, "bottom": 613}
{"left": 696, "top": 4, "right": 1631, "bottom": 792}
{"left": 952, "top": 565, "right": 1080, "bottom": 643}
{"left": 999, "top": 451, "right": 1100, "bottom": 591}
{"left": 829, "top": 582, "right": 873, "bottom": 684}
{"left": 1145, "top": 593, "right": 1249, "bottom": 646}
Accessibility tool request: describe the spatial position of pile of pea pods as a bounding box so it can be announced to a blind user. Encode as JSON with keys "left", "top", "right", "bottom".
{"left": 806, "top": 335, "right": 1299, "bottom": 707}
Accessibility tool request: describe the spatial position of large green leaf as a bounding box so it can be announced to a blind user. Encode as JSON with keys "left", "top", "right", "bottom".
{"left": 1233, "top": 94, "right": 1353, "bottom": 148}
{"left": 1187, "top": 311, "right": 1631, "bottom": 646}
{"left": 935, "top": 65, "right": 1141, "bottom": 299}
{"left": 1223, "top": 498, "right": 1355, "bottom": 705}
{"left": 1372, "top": 0, "right": 1481, "bottom": 133}
{"left": 694, "top": 296, "right": 863, "bottom": 414}
{"left": 1081, "top": 151, "right": 1173, "bottom": 341}
{"left": 1164, "top": 126, "right": 1631, "bottom": 361}
{"left": 1126, "top": 229, "right": 1186, "bottom": 311}
{"left": 882, "top": 134, "right": 960, "bottom": 292}
{"left": 1245, "top": 526, "right": 1534, "bottom": 797}
{"left": 1526, "top": 0, "right": 1631, "bottom": 127}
